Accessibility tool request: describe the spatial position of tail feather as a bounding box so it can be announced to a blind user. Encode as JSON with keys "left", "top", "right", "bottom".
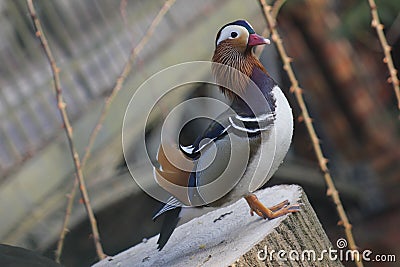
{"left": 153, "top": 196, "right": 183, "bottom": 250}
{"left": 155, "top": 206, "right": 181, "bottom": 250}
{"left": 152, "top": 196, "right": 182, "bottom": 220}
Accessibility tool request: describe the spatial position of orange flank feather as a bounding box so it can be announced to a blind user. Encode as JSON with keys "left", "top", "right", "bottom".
{"left": 154, "top": 143, "right": 195, "bottom": 205}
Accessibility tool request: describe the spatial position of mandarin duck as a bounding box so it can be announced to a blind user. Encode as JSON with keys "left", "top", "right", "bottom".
{"left": 153, "top": 20, "right": 300, "bottom": 250}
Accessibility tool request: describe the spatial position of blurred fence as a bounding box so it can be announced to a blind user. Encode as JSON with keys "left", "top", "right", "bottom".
{"left": 0, "top": 0, "right": 219, "bottom": 178}
{"left": 1, "top": 0, "right": 125, "bottom": 175}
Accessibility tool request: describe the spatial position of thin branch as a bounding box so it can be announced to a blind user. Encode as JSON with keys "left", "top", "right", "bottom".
{"left": 55, "top": 178, "right": 78, "bottom": 262}
{"left": 258, "top": 1, "right": 363, "bottom": 266}
{"left": 83, "top": 0, "right": 177, "bottom": 167}
{"left": 26, "top": 0, "right": 106, "bottom": 261}
{"left": 254, "top": 1, "right": 285, "bottom": 58}
{"left": 120, "top": 0, "right": 128, "bottom": 26}
{"left": 368, "top": 0, "right": 400, "bottom": 110}
{"left": 54, "top": 0, "right": 176, "bottom": 261}
{"left": 271, "top": 0, "right": 287, "bottom": 19}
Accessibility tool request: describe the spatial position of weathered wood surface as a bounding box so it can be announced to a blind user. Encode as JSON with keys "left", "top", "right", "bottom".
{"left": 93, "top": 185, "right": 343, "bottom": 267}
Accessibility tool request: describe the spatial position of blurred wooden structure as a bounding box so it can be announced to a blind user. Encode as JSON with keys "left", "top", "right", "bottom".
{"left": 278, "top": 1, "right": 400, "bottom": 265}
{"left": 93, "top": 186, "right": 343, "bottom": 267}
{"left": 282, "top": 0, "right": 400, "bottom": 190}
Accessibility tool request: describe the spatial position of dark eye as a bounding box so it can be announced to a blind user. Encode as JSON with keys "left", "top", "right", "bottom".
{"left": 230, "top": 31, "right": 238, "bottom": 38}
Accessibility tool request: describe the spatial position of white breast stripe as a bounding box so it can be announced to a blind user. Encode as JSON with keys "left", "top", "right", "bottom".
{"left": 235, "top": 113, "right": 274, "bottom": 122}
{"left": 229, "top": 117, "right": 272, "bottom": 133}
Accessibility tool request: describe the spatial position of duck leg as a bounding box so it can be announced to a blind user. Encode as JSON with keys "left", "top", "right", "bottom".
{"left": 244, "top": 194, "right": 300, "bottom": 219}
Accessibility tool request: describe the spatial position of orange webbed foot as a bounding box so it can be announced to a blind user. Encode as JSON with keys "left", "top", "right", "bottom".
{"left": 244, "top": 194, "right": 300, "bottom": 220}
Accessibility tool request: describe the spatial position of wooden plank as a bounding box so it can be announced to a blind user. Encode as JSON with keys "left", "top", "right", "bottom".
{"left": 93, "top": 185, "right": 343, "bottom": 267}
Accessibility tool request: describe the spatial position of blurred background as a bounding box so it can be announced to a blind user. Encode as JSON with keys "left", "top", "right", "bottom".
{"left": 0, "top": 0, "right": 398, "bottom": 266}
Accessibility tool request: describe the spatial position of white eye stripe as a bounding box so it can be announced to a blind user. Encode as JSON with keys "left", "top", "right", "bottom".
{"left": 216, "top": 25, "right": 249, "bottom": 46}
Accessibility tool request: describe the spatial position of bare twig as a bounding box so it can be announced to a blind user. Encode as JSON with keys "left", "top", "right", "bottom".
{"left": 120, "top": 0, "right": 128, "bottom": 26}
{"left": 258, "top": 1, "right": 363, "bottom": 266}
{"left": 271, "top": 0, "right": 287, "bottom": 19}
{"left": 26, "top": 0, "right": 106, "bottom": 261}
{"left": 55, "top": 0, "right": 176, "bottom": 261}
{"left": 254, "top": 1, "right": 285, "bottom": 57}
{"left": 367, "top": 0, "right": 400, "bottom": 110}
{"left": 55, "top": 178, "right": 78, "bottom": 262}
{"left": 83, "top": 0, "right": 176, "bottom": 167}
